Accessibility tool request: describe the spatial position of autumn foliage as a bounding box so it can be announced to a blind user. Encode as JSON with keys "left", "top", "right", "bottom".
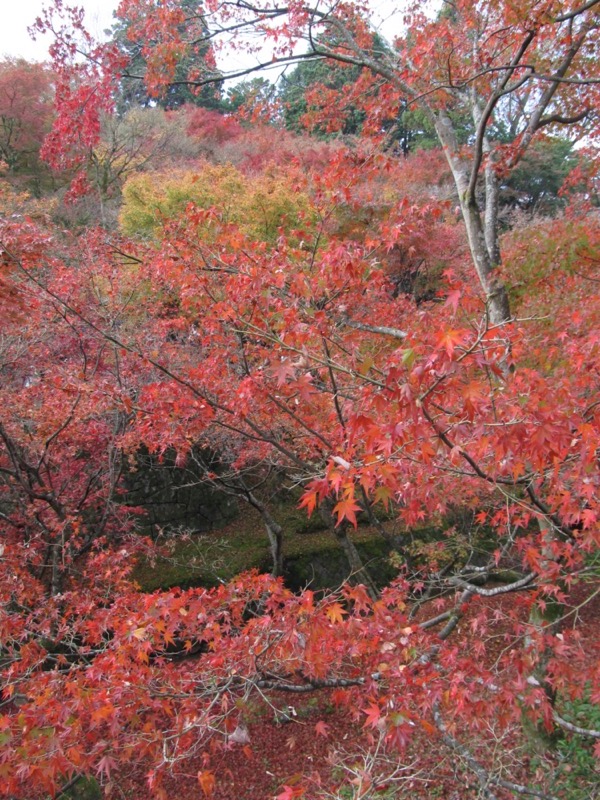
{"left": 0, "top": 59, "right": 54, "bottom": 173}
{"left": 1, "top": 1, "right": 599, "bottom": 798}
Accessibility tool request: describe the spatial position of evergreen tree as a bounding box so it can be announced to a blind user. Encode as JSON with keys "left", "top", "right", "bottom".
{"left": 108, "top": 0, "right": 223, "bottom": 112}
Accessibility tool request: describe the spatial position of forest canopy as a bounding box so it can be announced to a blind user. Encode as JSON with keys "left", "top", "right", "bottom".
{"left": 0, "top": 1, "right": 599, "bottom": 798}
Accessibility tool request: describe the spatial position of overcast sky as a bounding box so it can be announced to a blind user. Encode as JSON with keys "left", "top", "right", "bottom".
{"left": 0, "top": 0, "right": 118, "bottom": 61}
{"left": 0, "top": 1, "right": 404, "bottom": 66}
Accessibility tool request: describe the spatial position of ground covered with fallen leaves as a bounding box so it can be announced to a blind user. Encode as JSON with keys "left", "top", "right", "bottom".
{"left": 114, "top": 580, "right": 599, "bottom": 800}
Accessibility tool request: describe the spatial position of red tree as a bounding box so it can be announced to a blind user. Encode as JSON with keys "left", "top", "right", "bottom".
{"left": 0, "top": 1, "right": 597, "bottom": 797}
{"left": 0, "top": 59, "right": 54, "bottom": 173}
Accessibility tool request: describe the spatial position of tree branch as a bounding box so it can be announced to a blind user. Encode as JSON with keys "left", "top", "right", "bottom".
{"left": 536, "top": 108, "right": 591, "bottom": 129}
{"left": 448, "top": 571, "right": 536, "bottom": 596}
{"left": 340, "top": 317, "right": 408, "bottom": 340}
{"left": 433, "top": 704, "right": 559, "bottom": 800}
{"left": 553, "top": 711, "right": 600, "bottom": 739}
{"left": 507, "top": 27, "right": 591, "bottom": 169}
{"left": 555, "top": 0, "right": 600, "bottom": 23}
{"left": 467, "top": 31, "right": 536, "bottom": 203}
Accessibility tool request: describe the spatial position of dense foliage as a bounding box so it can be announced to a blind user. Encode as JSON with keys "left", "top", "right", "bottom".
{"left": 0, "top": 1, "right": 599, "bottom": 798}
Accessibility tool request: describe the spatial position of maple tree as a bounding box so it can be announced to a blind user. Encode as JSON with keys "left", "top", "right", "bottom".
{"left": 2, "top": 146, "right": 598, "bottom": 797}
{"left": 0, "top": 59, "right": 54, "bottom": 188}
{"left": 36, "top": 0, "right": 600, "bottom": 317}
{"left": 0, "top": 1, "right": 598, "bottom": 798}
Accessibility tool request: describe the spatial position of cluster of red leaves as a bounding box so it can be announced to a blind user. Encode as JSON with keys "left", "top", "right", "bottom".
{"left": 0, "top": 59, "right": 54, "bottom": 171}
{"left": 1, "top": 133, "right": 599, "bottom": 797}
{"left": 1, "top": 0, "right": 599, "bottom": 796}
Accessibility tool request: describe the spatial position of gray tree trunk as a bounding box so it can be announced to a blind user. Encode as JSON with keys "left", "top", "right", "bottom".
{"left": 319, "top": 501, "right": 379, "bottom": 599}
{"left": 434, "top": 111, "right": 510, "bottom": 326}
{"left": 244, "top": 489, "right": 284, "bottom": 577}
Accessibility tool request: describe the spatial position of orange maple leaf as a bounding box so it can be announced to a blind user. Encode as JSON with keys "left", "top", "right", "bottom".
{"left": 326, "top": 602, "right": 347, "bottom": 624}
{"left": 198, "top": 769, "right": 216, "bottom": 797}
{"left": 332, "top": 496, "right": 361, "bottom": 527}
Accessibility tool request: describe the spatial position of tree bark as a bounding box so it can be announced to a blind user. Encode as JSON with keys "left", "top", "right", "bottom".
{"left": 483, "top": 153, "right": 501, "bottom": 267}
{"left": 319, "top": 500, "right": 379, "bottom": 599}
{"left": 523, "top": 516, "right": 564, "bottom": 751}
{"left": 263, "top": 513, "right": 284, "bottom": 578}
{"left": 333, "top": 525, "right": 379, "bottom": 600}
{"left": 433, "top": 111, "right": 511, "bottom": 326}
{"left": 243, "top": 488, "right": 284, "bottom": 577}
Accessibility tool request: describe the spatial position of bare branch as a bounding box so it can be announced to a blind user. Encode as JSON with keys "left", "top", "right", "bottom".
{"left": 433, "top": 704, "right": 559, "bottom": 800}
{"left": 449, "top": 572, "right": 536, "bottom": 596}
{"left": 341, "top": 317, "right": 408, "bottom": 340}
{"left": 536, "top": 107, "right": 591, "bottom": 129}
{"left": 433, "top": 703, "right": 500, "bottom": 800}
{"left": 256, "top": 676, "right": 364, "bottom": 692}
{"left": 467, "top": 31, "right": 536, "bottom": 203}
{"left": 532, "top": 73, "right": 600, "bottom": 84}
{"left": 508, "top": 27, "right": 592, "bottom": 168}
{"left": 555, "top": 0, "right": 600, "bottom": 23}
{"left": 553, "top": 711, "right": 600, "bottom": 739}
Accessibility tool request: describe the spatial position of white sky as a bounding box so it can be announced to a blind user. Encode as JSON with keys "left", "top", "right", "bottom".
{"left": 0, "top": 1, "right": 405, "bottom": 67}
{"left": 0, "top": 1, "right": 119, "bottom": 62}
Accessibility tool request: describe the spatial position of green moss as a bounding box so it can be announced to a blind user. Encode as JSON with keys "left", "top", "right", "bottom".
{"left": 551, "top": 686, "right": 600, "bottom": 799}
{"left": 133, "top": 500, "right": 496, "bottom": 593}
{"left": 133, "top": 526, "right": 271, "bottom": 591}
{"left": 56, "top": 776, "right": 101, "bottom": 800}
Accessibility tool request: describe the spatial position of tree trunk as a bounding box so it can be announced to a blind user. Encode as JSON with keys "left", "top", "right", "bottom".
{"left": 523, "top": 516, "right": 564, "bottom": 751}
{"left": 319, "top": 501, "right": 379, "bottom": 600}
{"left": 264, "top": 516, "right": 284, "bottom": 578}
{"left": 334, "top": 525, "right": 379, "bottom": 600}
{"left": 483, "top": 154, "right": 501, "bottom": 267}
{"left": 244, "top": 489, "right": 284, "bottom": 577}
{"left": 461, "top": 200, "right": 511, "bottom": 326}
{"left": 433, "top": 111, "right": 511, "bottom": 326}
